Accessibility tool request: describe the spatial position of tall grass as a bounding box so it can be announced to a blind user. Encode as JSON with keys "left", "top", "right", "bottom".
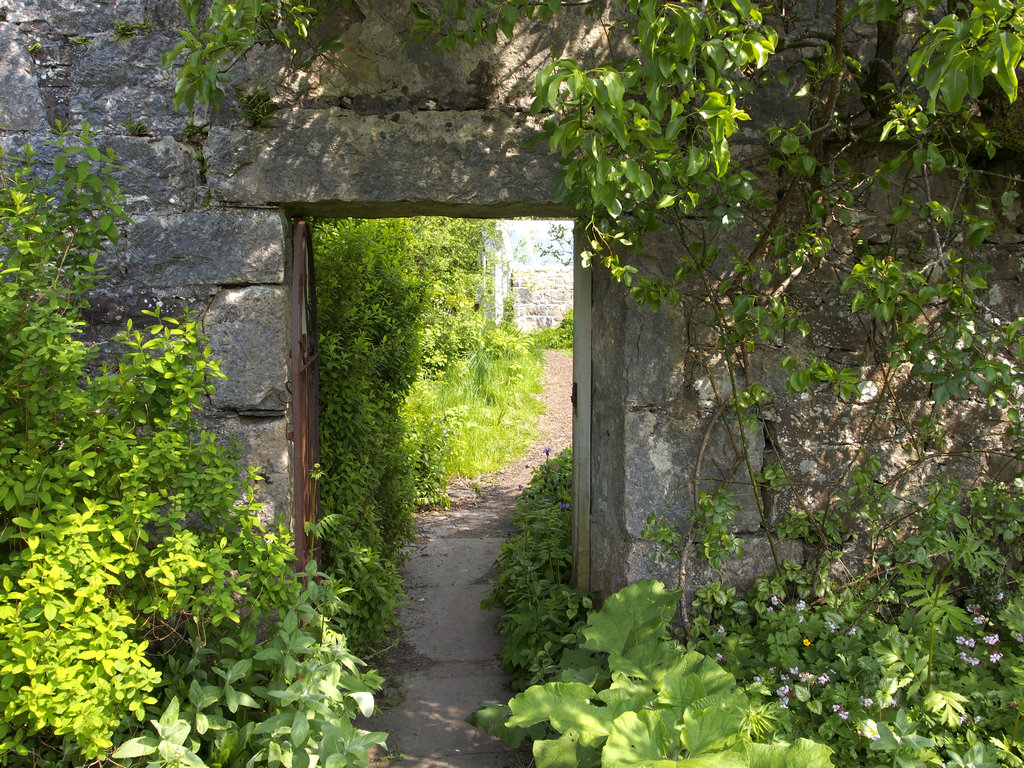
{"left": 405, "top": 322, "right": 546, "bottom": 481}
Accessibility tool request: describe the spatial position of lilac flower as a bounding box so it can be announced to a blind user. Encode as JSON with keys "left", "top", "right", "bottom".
{"left": 789, "top": 667, "right": 800, "bottom": 676}
{"left": 779, "top": 697, "right": 789, "bottom": 709}
{"left": 826, "top": 618, "right": 838, "bottom": 633}
{"left": 816, "top": 673, "right": 831, "bottom": 686}
{"left": 991, "top": 652, "right": 1004, "bottom": 664}
{"left": 715, "top": 653, "right": 726, "bottom": 663}
{"left": 795, "top": 599, "right": 807, "bottom": 612}
{"left": 544, "top": 447, "right": 551, "bottom": 456}
{"left": 752, "top": 675, "right": 762, "bottom": 683}
{"left": 777, "top": 685, "right": 791, "bottom": 698}
{"left": 858, "top": 725, "right": 880, "bottom": 741}
{"left": 859, "top": 696, "right": 874, "bottom": 708}
{"left": 771, "top": 595, "right": 781, "bottom": 606}
{"left": 716, "top": 625, "right": 726, "bottom": 635}
{"left": 968, "top": 604, "right": 981, "bottom": 614}
{"left": 974, "top": 614, "right": 988, "bottom": 625}
{"left": 959, "top": 652, "right": 981, "bottom": 666}
{"left": 984, "top": 634, "right": 1000, "bottom": 645}
{"left": 847, "top": 626, "right": 859, "bottom": 636}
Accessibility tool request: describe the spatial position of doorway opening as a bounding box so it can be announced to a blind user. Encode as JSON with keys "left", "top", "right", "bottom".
{"left": 289, "top": 214, "right": 588, "bottom": 652}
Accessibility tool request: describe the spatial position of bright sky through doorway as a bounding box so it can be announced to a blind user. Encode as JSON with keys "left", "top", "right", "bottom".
{"left": 497, "top": 219, "right": 573, "bottom": 269}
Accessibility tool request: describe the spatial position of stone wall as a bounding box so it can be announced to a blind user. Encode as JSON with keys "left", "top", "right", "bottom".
{"left": 3, "top": 0, "right": 1022, "bottom": 602}
{"left": 512, "top": 267, "right": 573, "bottom": 331}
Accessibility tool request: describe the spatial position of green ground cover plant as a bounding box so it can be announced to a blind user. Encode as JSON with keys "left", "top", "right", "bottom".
{"left": 473, "top": 579, "right": 833, "bottom": 768}
{"left": 684, "top": 536, "right": 1024, "bottom": 767}
{"left": 484, "top": 448, "right": 592, "bottom": 689}
{"left": 0, "top": 128, "right": 384, "bottom": 768}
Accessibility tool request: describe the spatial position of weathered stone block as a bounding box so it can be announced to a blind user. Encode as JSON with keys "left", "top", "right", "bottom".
{"left": 204, "top": 286, "right": 288, "bottom": 412}
{"left": 69, "top": 32, "right": 185, "bottom": 136}
{"left": 687, "top": 537, "right": 804, "bottom": 599}
{"left": 7, "top": 0, "right": 185, "bottom": 35}
{"left": 99, "top": 135, "right": 199, "bottom": 212}
{"left": 0, "top": 23, "right": 48, "bottom": 132}
{"left": 116, "top": 209, "right": 287, "bottom": 288}
{"left": 208, "top": 413, "right": 292, "bottom": 528}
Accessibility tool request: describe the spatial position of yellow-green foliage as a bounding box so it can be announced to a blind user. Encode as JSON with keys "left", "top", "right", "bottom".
{"left": 0, "top": 129, "right": 336, "bottom": 765}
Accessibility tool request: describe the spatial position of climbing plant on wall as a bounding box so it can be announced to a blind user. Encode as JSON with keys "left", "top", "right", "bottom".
{"left": 165, "top": 2, "right": 1024, "bottom": 763}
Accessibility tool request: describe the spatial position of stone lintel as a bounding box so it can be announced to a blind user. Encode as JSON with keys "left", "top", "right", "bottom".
{"left": 206, "top": 108, "right": 565, "bottom": 213}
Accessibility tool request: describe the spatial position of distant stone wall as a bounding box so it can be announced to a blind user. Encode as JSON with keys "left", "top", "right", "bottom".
{"left": 512, "top": 268, "right": 573, "bottom": 331}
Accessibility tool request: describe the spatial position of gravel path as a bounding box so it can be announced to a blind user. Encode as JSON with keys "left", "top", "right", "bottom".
{"left": 364, "top": 349, "right": 573, "bottom": 768}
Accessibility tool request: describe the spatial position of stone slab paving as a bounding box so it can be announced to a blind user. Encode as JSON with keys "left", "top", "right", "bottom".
{"left": 365, "top": 507, "right": 524, "bottom": 768}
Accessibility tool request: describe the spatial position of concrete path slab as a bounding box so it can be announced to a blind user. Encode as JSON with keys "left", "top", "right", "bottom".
{"left": 365, "top": 503, "right": 524, "bottom": 768}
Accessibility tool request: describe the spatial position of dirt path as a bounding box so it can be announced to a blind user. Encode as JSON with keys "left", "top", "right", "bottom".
{"left": 364, "top": 350, "right": 573, "bottom": 768}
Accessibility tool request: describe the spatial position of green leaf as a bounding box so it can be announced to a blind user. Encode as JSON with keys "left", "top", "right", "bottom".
{"left": 507, "top": 683, "right": 613, "bottom": 745}
{"left": 533, "top": 731, "right": 584, "bottom": 768}
{"left": 602, "top": 711, "right": 676, "bottom": 768}
{"left": 291, "top": 710, "right": 310, "bottom": 748}
{"left": 746, "top": 739, "right": 833, "bottom": 768}
{"left": 680, "top": 706, "right": 743, "bottom": 756}
{"left": 938, "top": 66, "right": 969, "bottom": 112}
{"left": 112, "top": 737, "right": 158, "bottom": 759}
{"left": 581, "top": 579, "right": 680, "bottom": 656}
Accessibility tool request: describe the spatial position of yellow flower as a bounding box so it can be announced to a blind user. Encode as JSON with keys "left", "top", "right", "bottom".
{"left": 803, "top": 638, "right": 811, "bottom": 646}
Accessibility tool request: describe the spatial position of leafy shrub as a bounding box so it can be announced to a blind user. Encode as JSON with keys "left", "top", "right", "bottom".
{"left": 115, "top": 577, "right": 385, "bottom": 768}
{"left": 0, "top": 129, "right": 384, "bottom": 767}
{"left": 472, "top": 580, "right": 834, "bottom": 768}
{"left": 313, "top": 219, "right": 426, "bottom": 653}
{"left": 402, "top": 389, "right": 453, "bottom": 509}
{"left": 532, "top": 308, "right": 574, "bottom": 351}
{"left": 484, "top": 449, "right": 592, "bottom": 689}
